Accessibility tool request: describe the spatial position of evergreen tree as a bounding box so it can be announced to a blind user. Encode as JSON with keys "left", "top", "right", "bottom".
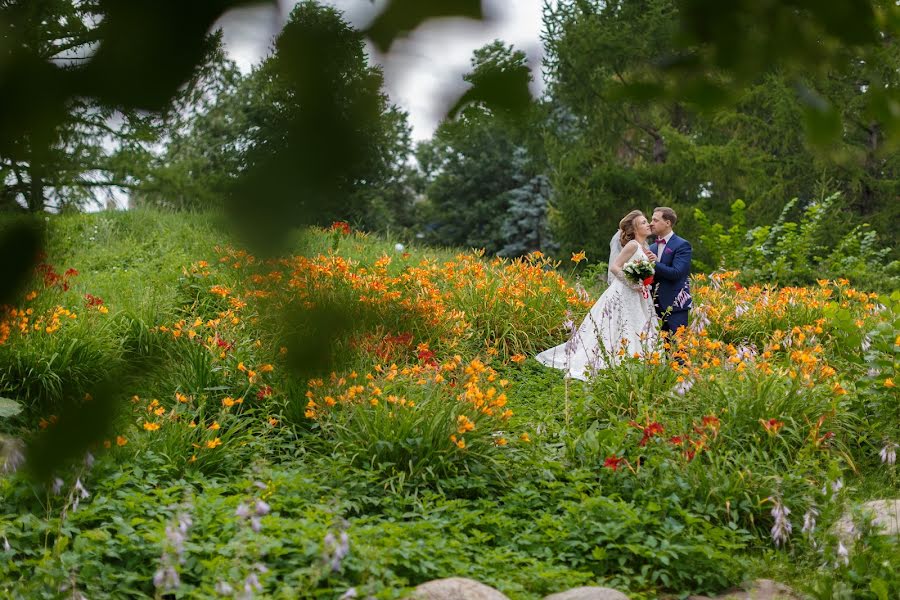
{"left": 499, "top": 147, "right": 555, "bottom": 257}
{"left": 416, "top": 40, "right": 548, "bottom": 254}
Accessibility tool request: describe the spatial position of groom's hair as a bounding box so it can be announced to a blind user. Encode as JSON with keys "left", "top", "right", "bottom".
{"left": 654, "top": 206, "right": 677, "bottom": 226}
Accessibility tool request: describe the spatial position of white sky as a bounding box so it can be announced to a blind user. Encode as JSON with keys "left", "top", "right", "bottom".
{"left": 215, "top": 0, "right": 548, "bottom": 141}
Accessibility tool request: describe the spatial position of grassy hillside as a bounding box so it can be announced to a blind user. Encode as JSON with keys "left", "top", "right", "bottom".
{"left": 1, "top": 210, "right": 897, "bottom": 599}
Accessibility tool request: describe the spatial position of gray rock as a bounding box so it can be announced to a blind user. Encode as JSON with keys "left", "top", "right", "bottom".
{"left": 834, "top": 499, "right": 900, "bottom": 542}
{"left": 408, "top": 578, "right": 509, "bottom": 600}
{"left": 688, "top": 579, "right": 800, "bottom": 600}
{"left": 544, "top": 587, "right": 629, "bottom": 600}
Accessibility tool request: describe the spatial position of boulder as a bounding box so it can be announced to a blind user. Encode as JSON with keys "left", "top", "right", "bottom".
{"left": 408, "top": 578, "right": 509, "bottom": 600}
{"left": 687, "top": 579, "right": 800, "bottom": 600}
{"left": 544, "top": 587, "right": 630, "bottom": 600}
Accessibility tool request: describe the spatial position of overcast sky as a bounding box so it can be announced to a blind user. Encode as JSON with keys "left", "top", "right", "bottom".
{"left": 215, "top": 0, "right": 548, "bottom": 141}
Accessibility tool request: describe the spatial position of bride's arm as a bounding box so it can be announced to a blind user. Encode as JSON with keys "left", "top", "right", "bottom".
{"left": 610, "top": 240, "right": 639, "bottom": 283}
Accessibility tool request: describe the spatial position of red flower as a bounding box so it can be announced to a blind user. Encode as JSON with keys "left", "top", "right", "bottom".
{"left": 642, "top": 275, "right": 654, "bottom": 286}
{"left": 669, "top": 435, "right": 685, "bottom": 446}
{"left": 330, "top": 221, "right": 351, "bottom": 235}
{"left": 65, "top": 268, "right": 79, "bottom": 277}
{"left": 603, "top": 455, "right": 624, "bottom": 471}
{"left": 637, "top": 421, "right": 665, "bottom": 446}
{"left": 417, "top": 349, "right": 437, "bottom": 366}
{"left": 256, "top": 385, "right": 273, "bottom": 400}
{"left": 84, "top": 293, "right": 104, "bottom": 307}
{"left": 734, "top": 282, "right": 744, "bottom": 291}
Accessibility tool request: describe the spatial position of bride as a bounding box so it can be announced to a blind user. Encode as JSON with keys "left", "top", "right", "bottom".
{"left": 536, "top": 210, "right": 660, "bottom": 381}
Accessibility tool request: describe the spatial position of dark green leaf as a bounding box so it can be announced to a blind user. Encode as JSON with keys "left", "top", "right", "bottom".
{"left": 366, "top": 0, "right": 484, "bottom": 53}
{"left": 26, "top": 377, "right": 124, "bottom": 481}
{"left": 0, "top": 220, "right": 42, "bottom": 306}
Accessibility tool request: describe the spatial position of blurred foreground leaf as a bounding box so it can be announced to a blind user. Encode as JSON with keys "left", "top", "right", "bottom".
{"left": 84, "top": 0, "right": 273, "bottom": 110}
{"left": 226, "top": 2, "right": 398, "bottom": 253}
{"left": 0, "top": 220, "right": 42, "bottom": 306}
{"left": 279, "top": 303, "right": 373, "bottom": 381}
{"left": 26, "top": 375, "right": 124, "bottom": 481}
{"left": 366, "top": 0, "right": 484, "bottom": 52}
{"left": 448, "top": 40, "right": 534, "bottom": 121}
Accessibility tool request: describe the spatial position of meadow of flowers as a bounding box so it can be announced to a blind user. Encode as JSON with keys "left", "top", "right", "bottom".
{"left": 0, "top": 212, "right": 897, "bottom": 599}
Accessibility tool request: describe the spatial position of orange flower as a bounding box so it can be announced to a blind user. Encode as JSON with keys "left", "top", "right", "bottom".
{"left": 571, "top": 251, "right": 586, "bottom": 264}
{"left": 885, "top": 378, "right": 896, "bottom": 389}
{"left": 510, "top": 354, "right": 526, "bottom": 364}
{"left": 520, "top": 432, "right": 531, "bottom": 443}
{"left": 760, "top": 418, "right": 784, "bottom": 434}
{"left": 143, "top": 422, "right": 160, "bottom": 431}
{"left": 206, "top": 437, "right": 222, "bottom": 449}
{"left": 116, "top": 435, "right": 128, "bottom": 446}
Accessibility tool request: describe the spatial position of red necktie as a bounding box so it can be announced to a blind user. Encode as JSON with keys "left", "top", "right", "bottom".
{"left": 655, "top": 238, "right": 666, "bottom": 246}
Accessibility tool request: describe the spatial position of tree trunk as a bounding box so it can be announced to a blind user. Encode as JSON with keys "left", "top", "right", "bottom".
{"left": 28, "top": 168, "right": 44, "bottom": 213}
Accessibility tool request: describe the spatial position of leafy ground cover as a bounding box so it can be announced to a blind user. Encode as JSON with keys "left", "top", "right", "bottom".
{"left": 1, "top": 210, "right": 897, "bottom": 599}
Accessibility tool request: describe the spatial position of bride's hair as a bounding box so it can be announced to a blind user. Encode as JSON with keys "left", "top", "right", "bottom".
{"left": 618, "top": 210, "right": 644, "bottom": 246}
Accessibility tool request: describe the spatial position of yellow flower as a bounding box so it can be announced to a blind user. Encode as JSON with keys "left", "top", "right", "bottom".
{"left": 571, "top": 251, "right": 586, "bottom": 264}
{"left": 222, "top": 397, "right": 235, "bottom": 407}
{"left": 520, "top": 432, "right": 531, "bottom": 443}
{"left": 206, "top": 438, "right": 222, "bottom": 449}
{"left": 208, "top": 421, "right": 220, "bottom": 430}
{"left": 143, "top": 422, "right": 160, "bottom": 431}
{"left": 175, "top": 392, "right": 189, "bottom": 404}
{"left": 885, "top": 378, "right": 896, "bottom": 389}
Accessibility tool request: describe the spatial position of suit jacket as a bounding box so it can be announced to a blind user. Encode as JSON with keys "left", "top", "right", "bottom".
{"left": 650, "top": 234, "right": 692, "bottom": 315}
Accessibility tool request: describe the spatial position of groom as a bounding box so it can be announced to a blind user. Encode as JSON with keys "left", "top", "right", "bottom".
{"left": 648, "top": 207, "right": 692, "bottom": 334}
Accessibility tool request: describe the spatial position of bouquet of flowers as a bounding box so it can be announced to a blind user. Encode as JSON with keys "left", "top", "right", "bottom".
{"left": 622, "top": 258, "right": 655, "bottom": 297}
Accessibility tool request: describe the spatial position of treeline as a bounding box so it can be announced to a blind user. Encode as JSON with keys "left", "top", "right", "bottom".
{"left": 2, "top": 1, "right": 898, "bottom": 285}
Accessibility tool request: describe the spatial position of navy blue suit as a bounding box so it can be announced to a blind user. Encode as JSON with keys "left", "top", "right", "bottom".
{"left": 650, "top": 234, "right": 692, "bottom": 334}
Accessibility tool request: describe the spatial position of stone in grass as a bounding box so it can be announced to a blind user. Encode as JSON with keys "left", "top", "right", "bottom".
{"left": 407, "top": 577, "right": 510, "bottom": 600}
{"left": 834, "top": 499, "right": 900, "bottom": 542}
{"left": 543, "top": 586, "right": 630, "bottom": 600}
{"left": 687, "top": 579, "right": 801, "bottom": 600}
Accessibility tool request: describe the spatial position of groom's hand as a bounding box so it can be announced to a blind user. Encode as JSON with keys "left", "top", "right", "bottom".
{"left": 644, "top": 249, "right": 657, "bottom": 262}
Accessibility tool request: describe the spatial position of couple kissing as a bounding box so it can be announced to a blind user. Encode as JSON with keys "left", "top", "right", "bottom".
{"left": 536, "top": 207, "right": 692, "bottom": 381}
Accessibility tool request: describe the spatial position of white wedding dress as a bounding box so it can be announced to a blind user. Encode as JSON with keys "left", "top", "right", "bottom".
{"left": 536, "top": 245, "right": 659, "bottom": 381}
